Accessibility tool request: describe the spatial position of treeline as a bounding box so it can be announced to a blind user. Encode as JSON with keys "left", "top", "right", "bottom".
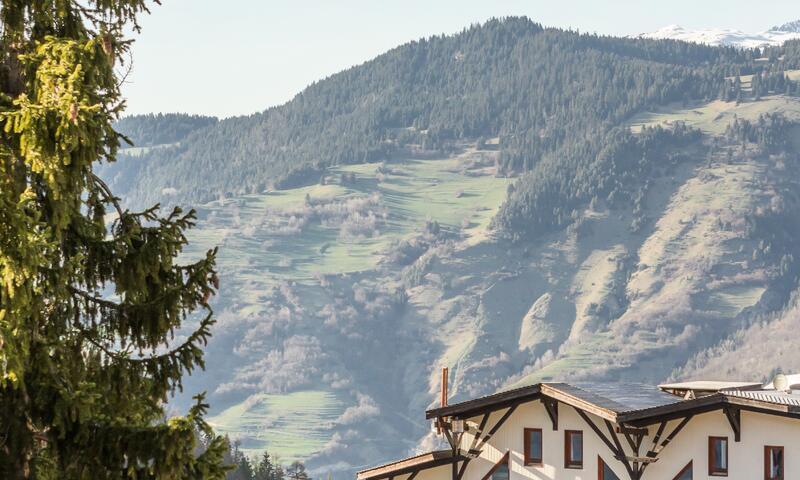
{"left": 724, "top": 113, "right": 795, "bottom": 152}
{"left": 721, "top": 68, "right": 800, "bottom": 102}
{"left": 493, "top": 123, "right": 702, "bottom": 239}
{"left": 114, "top": 112, "right": 218, "bottom": 146}
{"left": 110, "top": 18, "right": 800, "bottom": 244}
{"left": 112, "top": 17, "right": 794, "bottom": 210}
{"left": 226, "top": 442, "right": 311, "bottom": 480}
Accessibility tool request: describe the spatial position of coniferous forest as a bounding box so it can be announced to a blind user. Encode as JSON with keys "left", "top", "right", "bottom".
{"left": 112, "top": 18, "right": 800, "bottom": 240}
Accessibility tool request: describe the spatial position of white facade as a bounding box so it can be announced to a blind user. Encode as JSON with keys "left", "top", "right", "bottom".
{"left": 452, "top": 402, "right": 799, "bottom": 480}
{"left": 358, "top": 382, "right": 800, "bottom": 480}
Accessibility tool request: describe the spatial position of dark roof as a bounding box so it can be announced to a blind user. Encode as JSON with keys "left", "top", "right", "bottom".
{"left": 356, "top": 450, "right": 464, "bottom": 480}
{"left": 571, "top": 382, "right": 682, "bottom": 411}
{"left": 425, "top": 383, "right": 541, "bottom": 419}
{"left": 425, "top": 381, "right": 800, "bottom": 426}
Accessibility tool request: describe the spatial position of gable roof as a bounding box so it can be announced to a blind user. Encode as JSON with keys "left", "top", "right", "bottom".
{"left": 425, "top": 383, "right": 541, "bottom": 419}
{"left": 356, "top": 450, "right": 464, "bottom": 480}
{"left": 426, "top": 381, "right": 800, "bottom": 426}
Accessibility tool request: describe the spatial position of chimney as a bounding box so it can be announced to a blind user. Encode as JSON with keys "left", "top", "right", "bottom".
{"left": 441, "top": 367, "right": 449, "bottom": 407}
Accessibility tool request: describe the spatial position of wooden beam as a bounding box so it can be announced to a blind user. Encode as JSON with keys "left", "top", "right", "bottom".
{"left": 474, "top": 405, "right": 517, "bottom": 453}
{"left": 357, "top": 450, "right": 464, "bottom": 480}
{"left": 620, "top": 429, "right": 638, "bottom": 457}
{"left": 454, "top": 406, "right": 517, "bottom": 480}
{"left": 441, "top": 421, "right": 455, "bottom": 450}
{"left": 543, "top": 398, "right": 559, "bottom": 430}
{"left": 616, "top": 426, "right": 649, "bottom": 436}
{"left": 605, "top": 419, "right": 637, "bottom": 480}
{"left": 574, "top": 408, "right": 638, "bottom": 480}
{"left": 407, "top": 473, "right": 418, "bottom": 480}
{"left": 639, "top": 415, "right": 694, "bottom": 479}
{"left": 456, "top": 414, "right": 489, "bottom": 480}
{"left": 648, "top": 421, "right": 667, "bottom": 454}
{"left": 426, "top": 385, "right": 540, "bottom": 420}
{"left": 658, "top": 415, "right": 693, "bottom": 454}
{"left": 619, "top": 456, "right": 659, "bottom": 464}
{"left": 723, "top": 407, "right": 741, "bottom": 442}
{"left": 464, "top": 414, "right": 489, "bottom": 455}
{"left": 575, "top": 409, "right": 619, "bottom": 456}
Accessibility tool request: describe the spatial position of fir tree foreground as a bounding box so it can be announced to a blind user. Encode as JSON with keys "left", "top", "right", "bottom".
{"left": 0, "top": 1, "right": 228, "bottom": 478}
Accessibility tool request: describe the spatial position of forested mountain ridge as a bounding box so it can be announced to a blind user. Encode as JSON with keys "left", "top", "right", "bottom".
{"left": 114, "top": 17, "right": 798, "bottom": 216}
{"left": 115, "top": 113, "right": 218, "bottom": 146}
{"left": 109, "top": 17, "right": 800, "bottom": 478}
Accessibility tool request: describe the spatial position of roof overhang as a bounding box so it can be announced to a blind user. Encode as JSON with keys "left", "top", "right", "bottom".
{"left": 425, "top": 384, "right": 541, "bottom": 419}
{"left": 357, "top": 450, "right": 464, "bottom": 480}
{"left": 425, "top": 381, "right": 800, "bottom": 429}
{"left": 619, "top": 393, "right": 800, "bottom": 427}
{"left": 658, "top": 381, "right": 763, "bottom": 397}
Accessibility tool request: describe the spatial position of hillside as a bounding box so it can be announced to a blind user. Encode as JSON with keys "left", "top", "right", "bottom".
{"left": 111, "top": 17, "right": 790, "bottom": 213}
{"left": 106, "top": 18, "right": 800, "bottom": 477}
{"left": 149, "top": 94, "right": 800, "bottom": 476}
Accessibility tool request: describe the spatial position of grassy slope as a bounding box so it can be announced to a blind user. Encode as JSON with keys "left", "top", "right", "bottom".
{"left": 184, "top": 149, "right": 508, "bottom": 285}
{"left": 184, "top": 146, "right": 510, "bottom": 462}
{"left": 502, "top": 94, "right": 800, "bottom": 388}
{"left": 208, "top": 391, "right": 345, "bottom": 460}
{"left": 184, "top": 94, "right": 799, "bottom": 470}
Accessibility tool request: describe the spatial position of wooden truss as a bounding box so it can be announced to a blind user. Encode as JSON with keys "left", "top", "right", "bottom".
{"left": 439, "top": 405, "right": 518, "bottom": 480}
{"left": 575, "top": 408, "right": 693, "bottom": 480}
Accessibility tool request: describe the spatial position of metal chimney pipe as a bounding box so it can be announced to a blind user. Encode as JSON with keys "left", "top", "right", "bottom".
{"left": 441, "top": 367, "right": 449, "bottom": 407}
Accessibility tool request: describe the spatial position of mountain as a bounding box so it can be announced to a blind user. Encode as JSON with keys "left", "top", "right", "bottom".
{"left": 112, "top": 17, "right": 768, "bottom": 211}
{"left": 773, "top": 20, "right": 800, "bottom": 33}
{"left": 637, "top": 21, "right": 800, "bottom": 48}
{"left": 108, "top": 18, "right": 800, "bottom": 477}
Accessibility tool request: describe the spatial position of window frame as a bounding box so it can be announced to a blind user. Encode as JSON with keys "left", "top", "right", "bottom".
{"left": 523, "top": 427, "right": 543, "bottom": 466}
{"left": 708, "top": 436, "right": 729, "bottom": 476}
{"left": 564, "top": 430, "right": 584, "bottom": 469}
{"left": 480, "top": 451, "right": 510, "bottom": 480}
{"left": 598, "top": 455, "right": 621, "bottom": 480}
{"left": 672, "top": 461, "right": 693, "bottom": 480}
{"left": 764, "top": 445, "right": 784, "bottom": 480}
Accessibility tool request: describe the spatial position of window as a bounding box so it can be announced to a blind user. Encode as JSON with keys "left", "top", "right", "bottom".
{"left": 673, "top": 461, "right": 693, "bottom": 480}
{"left": 524, "top": 428, "right": 543, "bottom": 466}
{"left": 480, "top": 452, "right": 510, "bottom": 480}
{"left": 598, "top": 456, "right": 621, "bottom": 480}
{"left": 708, "top": 436, "right": 728, "bottom": 476}
{"left": 765, "top": 446, "right": 784, "bottom": 480}
{"left": 565, "top": 430, "right": 583, "bottom": 469}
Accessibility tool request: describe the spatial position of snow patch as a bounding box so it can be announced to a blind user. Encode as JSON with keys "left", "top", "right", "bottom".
{"left": 635, "top": 20, "right": 800, "bottom": 48}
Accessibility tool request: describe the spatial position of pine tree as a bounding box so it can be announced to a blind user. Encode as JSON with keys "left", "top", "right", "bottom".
{"left": 253, "top": 451, "right": 274, "bottom": 480}
{"left": 226, "top": 440, "right": 254, "bottom": 480}
{"left": 274, "top": 462, "right": 286, "bottom": 480}
{"left": 286, "top": 461, "right": 309, "bottom": 480}
{"left": 236, "top": 457, "right": 255, "bottom": 480}
{"left": 0, "top": 1, "right": 227, "bottom": 478}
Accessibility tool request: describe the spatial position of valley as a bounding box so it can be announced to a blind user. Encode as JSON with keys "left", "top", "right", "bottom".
{"left": 149, "top": 93, "right": 800, "bottom": 474}
{"left": 102, "top": 19, "right": 800, "bottom": 476}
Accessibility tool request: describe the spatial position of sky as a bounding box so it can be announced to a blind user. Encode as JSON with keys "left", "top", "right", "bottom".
{"left": 122, "top": 0, "right": 800, "bottom": 118}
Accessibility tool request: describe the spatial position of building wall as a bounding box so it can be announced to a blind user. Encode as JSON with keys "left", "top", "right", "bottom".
{"left": 644, "top": 409, "right": 800, "bottom": 479}
{"left": 438, "top": 400, "right": 800, "bottom": 480}
{"left": 460, "top": 401, "right": 628, "bottom": 480}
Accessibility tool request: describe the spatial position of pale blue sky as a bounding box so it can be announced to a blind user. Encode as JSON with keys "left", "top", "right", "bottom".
{"left": 123, "top": 0, "right": 800, "bottom": 118}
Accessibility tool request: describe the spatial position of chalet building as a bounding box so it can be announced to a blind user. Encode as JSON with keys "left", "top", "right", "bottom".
{"left": 357, "top": 373, "right": 800, "bottom": 480}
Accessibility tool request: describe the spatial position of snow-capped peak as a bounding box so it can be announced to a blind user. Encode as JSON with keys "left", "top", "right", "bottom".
{"left": 772, "top": 20, "right": 800, "bottom": 33}
{"left": 636, "top": 20, "right": 800, "bottom": 48}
